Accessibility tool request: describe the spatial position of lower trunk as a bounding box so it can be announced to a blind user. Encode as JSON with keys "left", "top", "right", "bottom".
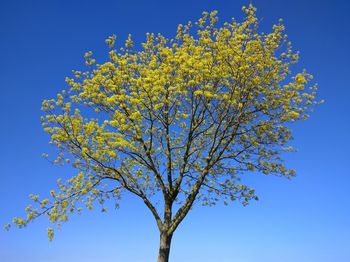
{"left": 157, "top": 232, "right": 173, "bottom": 262}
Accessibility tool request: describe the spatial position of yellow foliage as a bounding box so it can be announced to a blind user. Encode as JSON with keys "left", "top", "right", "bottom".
{"left": 13, "top": 5, "right": 319, "bottom": 241}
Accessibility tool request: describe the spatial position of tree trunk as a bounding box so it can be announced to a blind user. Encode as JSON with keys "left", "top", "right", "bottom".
{"left": 157, "top": 232, "right": 173, "bottom": 262}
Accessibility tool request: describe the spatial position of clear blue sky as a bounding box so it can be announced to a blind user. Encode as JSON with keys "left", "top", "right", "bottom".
{"left": 0, "top": 0, "right": 349, "bottom": 261}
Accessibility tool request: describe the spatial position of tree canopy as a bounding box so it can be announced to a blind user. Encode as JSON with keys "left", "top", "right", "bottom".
{"left": 10, "top": 5, "right": 318, "bottom": 262}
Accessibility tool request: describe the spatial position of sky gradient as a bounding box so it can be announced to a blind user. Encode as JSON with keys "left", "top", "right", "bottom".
{"left": 1, "top": 0, "right": 349, "bottom": 261}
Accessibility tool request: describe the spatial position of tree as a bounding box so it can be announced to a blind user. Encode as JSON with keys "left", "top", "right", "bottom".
{"left": 10, "top": 5, "right": 318, "bottom": 262}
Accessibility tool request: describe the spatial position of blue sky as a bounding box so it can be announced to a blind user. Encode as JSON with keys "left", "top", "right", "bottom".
{"left": 0, "top": 0, "right": 349, "bottom": 261}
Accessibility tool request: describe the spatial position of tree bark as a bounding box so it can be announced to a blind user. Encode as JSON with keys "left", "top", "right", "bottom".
{"left": 157, "top": 231, "right": 173, "bottom": 262}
